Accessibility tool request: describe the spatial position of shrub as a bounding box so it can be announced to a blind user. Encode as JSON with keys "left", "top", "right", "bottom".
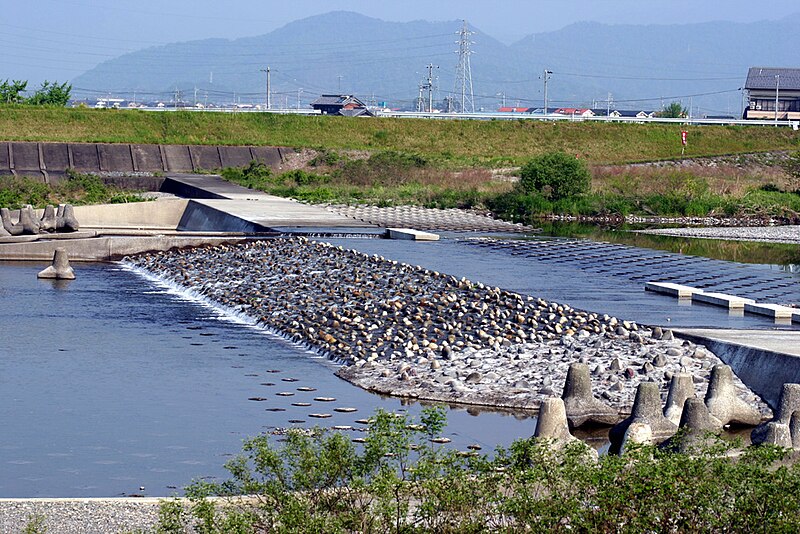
{"left": 518, "top": 152, "right": 590, "bottom": 201}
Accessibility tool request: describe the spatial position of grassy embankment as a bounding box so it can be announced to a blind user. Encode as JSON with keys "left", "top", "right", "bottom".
{"left": 2, "top": 107, "right": 800, "bottom": 218}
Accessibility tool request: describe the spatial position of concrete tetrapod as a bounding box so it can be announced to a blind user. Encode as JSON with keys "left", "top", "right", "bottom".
{"left": 705, "top": 364, "right": 762, "bottom": 427}
{"left": 56, "top": 204, "right": 80, "bottom": 233}
{"left": 19, "top": 205, "right": 40, "bottom": 235}
{"left": 609, "top": 381, "right": 677, "bottom": 454}
{"left": 663, "top": 373, "right": 695, "bottom": 426}
{"left": 1, "top": 207, "right": 23, "bottom": 236}
{"left": 561, "top": 362, "right": 619, "bottom": 428}
{"left": 791, "top": 412, "right": 800, "bottom": 449}
{"left": 751, "top": 383, "right": 800, "bottom": 446}
{"left": 39, "top": 204, "right": 57, "bottom": 233}
{"left": 37, "top": 248, "right": 76, "bottom": 280}
{"left": 660, "top": 398, "right": 721, "bottom": 453}
{"left": 620, "top": 422, "right": 654, "bottom": 455}
{"left": 534, "top": 397, "right": 597, "bottom": 458}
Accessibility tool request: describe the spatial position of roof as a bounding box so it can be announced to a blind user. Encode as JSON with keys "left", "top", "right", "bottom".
{"left": 338, "top": 108, "right": 374, "bottom": 117}
{"left": 311, "top": 94, "right": 367, "bottom": 108}
{"left": 745, "top": 67, "right": 800, "bottom": 91}
{"left": 498, "top": 106, "right": 531, "bottom": 113}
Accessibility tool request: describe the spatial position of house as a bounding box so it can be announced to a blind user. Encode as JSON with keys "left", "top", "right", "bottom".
{"left": 744, "top": 67, "right": 800, "bottom": 120}
{"left": 498, "top": 106, "right": 531, "bottom": 113}
{"left": 311, "top": 94, "right": 372, "bottom": 116}
{"left": 615, "top": 110, "right": 655, "bottom": 119}
{"left": 554, "top": 108, "right": 595, "bottom": 117}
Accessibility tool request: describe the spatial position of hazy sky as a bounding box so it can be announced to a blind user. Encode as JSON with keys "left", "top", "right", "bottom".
{"left": 3, "top": 0, "right": 799, "bottom": 85}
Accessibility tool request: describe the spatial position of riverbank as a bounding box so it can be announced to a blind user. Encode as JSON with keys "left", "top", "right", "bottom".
{"left": 124, "top": 238, "right": 768, "bottom": 417}
{"left": 637, "top": 224, "right": 800, "bottom": 245}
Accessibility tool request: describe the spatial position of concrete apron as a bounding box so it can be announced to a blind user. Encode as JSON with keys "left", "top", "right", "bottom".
{"left": 676, "top": 328, "right": 800, "bottom": 410}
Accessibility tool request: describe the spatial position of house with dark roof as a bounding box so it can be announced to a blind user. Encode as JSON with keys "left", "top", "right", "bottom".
{"left": 744, "top": 67, "right": 800, "bottom": 120}
{"left": 311, "top": 94, "right": 373, "bottom": 116}
{"left": 554, "top": 108, "right": 594, "bottom": 117}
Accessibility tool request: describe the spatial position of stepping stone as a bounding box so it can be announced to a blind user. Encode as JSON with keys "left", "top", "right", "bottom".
{"left": 314, "top": 397, "right": 336, "bottom": 402}
{"left": 296, "top": 387, "right": 317, "bottom": 392}
{"left": 309, "top": 413, "right": 332, "bottom": 419}
{"left": 334, "top": 407, "right": 358, "bottom": 413}
{"left": 248, "top": 397, "right": 268, "bottom": 402}
{"left": 276, "top": 392, "right": 295, "bottom": 397}
{"left": 292, "top": 402, "right": 312, "bottom": 407}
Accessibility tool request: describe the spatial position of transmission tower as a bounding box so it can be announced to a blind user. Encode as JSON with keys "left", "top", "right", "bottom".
{"left": 453, "top": 20, "right": 475, "bottom": 113}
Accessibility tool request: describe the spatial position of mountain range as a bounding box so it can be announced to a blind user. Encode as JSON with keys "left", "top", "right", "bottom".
{"left": 73, "top": 11, "right": 800, "bottom": 115}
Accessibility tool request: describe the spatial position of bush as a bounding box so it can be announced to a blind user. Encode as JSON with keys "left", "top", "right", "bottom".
{"left": 159, "top": 409, "right": 800, "bottom": 533}
{"left": 518, "top": 152, "right": 590, "bottom": 201}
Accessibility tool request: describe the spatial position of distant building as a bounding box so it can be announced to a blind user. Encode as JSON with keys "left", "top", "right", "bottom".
{"left": 498, "top": 106, "right": 531, "bottom": 113}
{"left": 614, "top": 110, "right": 655, "bottom": 119}
{"left": 311, "top": 94, "right": 372, "bottom": 116}
{"left": 744, "top": 67, "right": 800, "bottom": 120}
{"left": 554, "top": 108, "right": 595, "bottom": 117}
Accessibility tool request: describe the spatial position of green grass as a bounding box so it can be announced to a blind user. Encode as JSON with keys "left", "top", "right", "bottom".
{"left": 0, "top": 171, "right": 147, "bottom": 209}
{"left": 1, "top": 107, "right": 799, "bottom": 166}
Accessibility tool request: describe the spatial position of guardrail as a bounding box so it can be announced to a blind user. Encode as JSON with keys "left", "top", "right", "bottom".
{"left": 92, "top": 106, "right": 800, "bottom": 128}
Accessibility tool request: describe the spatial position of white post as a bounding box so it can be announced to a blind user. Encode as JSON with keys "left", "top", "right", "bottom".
{"left": 775, "top": 74, "right": 780, "bottom": 124}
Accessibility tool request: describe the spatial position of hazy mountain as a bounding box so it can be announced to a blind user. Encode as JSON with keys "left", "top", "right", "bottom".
{"left": 73, "top": 11, "right": 800, "bottom": 114}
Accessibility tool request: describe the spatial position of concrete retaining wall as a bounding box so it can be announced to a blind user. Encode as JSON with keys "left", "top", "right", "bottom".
{"left": 72, "top": 199, "right": 190, "bottom": 230}
{"left": 679, "top": 333, "right": 800, "bottom": 410}
{"left": 0, "top": 142, "right": 290, "bottom": 180}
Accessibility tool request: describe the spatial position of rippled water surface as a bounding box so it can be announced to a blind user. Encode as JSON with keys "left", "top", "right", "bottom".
{"left": 0, "top": 261, "right": 535, "bottom": 498}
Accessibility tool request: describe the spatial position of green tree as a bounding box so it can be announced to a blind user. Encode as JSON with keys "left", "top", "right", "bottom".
{"left": 26, "top": 80, "right": 72, "bottom": 106}
{"left": 658, "top": 101, "right": 688, "bottom": 118}
{"left": 0, "top": 79, "right": 28, "bottom": 104}
{"left": 518, "top": 151, "right": 591, "bottom": 201}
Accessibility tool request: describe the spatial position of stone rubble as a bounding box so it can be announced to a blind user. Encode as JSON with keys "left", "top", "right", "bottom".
{"left": 124, "top": 238, "right": 770, "bottom": 419}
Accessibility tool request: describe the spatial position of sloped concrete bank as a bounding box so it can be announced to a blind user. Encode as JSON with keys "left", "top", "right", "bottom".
{"left": 0, "top": 141, "right": 290, "bottom": 181}
{"left": 124, "top": 238, "right": 768, "bottom": 417}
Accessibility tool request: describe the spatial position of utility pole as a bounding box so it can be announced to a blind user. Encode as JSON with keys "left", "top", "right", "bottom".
{"left": 775, "top": 74, "right": 780, "bottom": 124}
{"left": 260, "top": 67, "right": 271, "bottom": 110}
{"left": 496, "top": 92, "right": 506, "bottom": 108}
{"left": 606, "top": 92, "right": 613, "bottom": 117}
{"left": 297, "top": 88, "right": 303, "bottom": 110}
{"left": 426, "top": 63, "right": 438, "bottom": 113}
{"left": 542, "top": 69, "right": 552, "bottom": 115}
{"left": 337, "top": 75, "right": 343, "bottom": 93}
{"left": 453, "top": 20, "right": 475, "bottom": 113}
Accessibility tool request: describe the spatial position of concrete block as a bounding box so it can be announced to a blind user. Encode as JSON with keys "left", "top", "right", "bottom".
{"left": 10, "top": 142, "right": 40, "bottom": 170}
{"left": 219, "top": 146, "right": 255, "bottom": 169}
{"left": 645, "top": 282, "right": 703, "bottom": 299}
{"left": 71, "top": 143, "right": 101, "bottom": 171}
{"left": 190, "top": 146, "right": 222, "bottom": 171}
{"left": 41, "top": 143, "right": 70, "bottom": 172}
{"left": 163, "top": 145, "right": 193, "bottom": 172}
{"left": 250, "top": 146, "right": 283, "bottom": 168}
{"left": 0, "top": 142, "right": 10, "bottom": 171}
{"left": 694, "top": 292, "right": 754, "bottom": 309}
{"left": 99, "top": 144, "right": 134, "bottom": 172}
{"left": 387, "top": 228, "right": 439, "bottom": 241}
{"left": 131, "top": 144, "right": 164, "bottom": 172}
{"left": 744, "top": 302, "right": 795, "bottom": 319}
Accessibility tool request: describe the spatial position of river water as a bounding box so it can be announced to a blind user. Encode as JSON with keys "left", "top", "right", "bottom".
{"left": 0, "top": 260, "right": 534, "bottom": 498}
{"left": 1, "top": 231, "right": 797, "bottom": 497}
